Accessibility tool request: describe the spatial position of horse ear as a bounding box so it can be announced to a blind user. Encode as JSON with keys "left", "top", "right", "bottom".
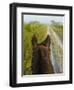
{"left": 31, "top": 35, "right": 38, "bottom": 47}
{"left": 44, "top": 35, "right": 51, "bottom": 47}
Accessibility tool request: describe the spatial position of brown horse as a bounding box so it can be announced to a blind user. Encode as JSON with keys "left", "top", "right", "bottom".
{"left": 31, "top": 35, "right": 54, "bottom": 74}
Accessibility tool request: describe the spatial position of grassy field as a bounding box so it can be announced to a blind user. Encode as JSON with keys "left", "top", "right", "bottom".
{"left": 23, "top": 21, "right": 63, "bottom": 75}
{"left": 51, "top": 22, "right": 63, "bottom": 43}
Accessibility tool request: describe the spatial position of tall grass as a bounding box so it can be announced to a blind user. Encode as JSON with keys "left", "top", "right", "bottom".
{"left": 23, "top": 22, "right": 48, "bottom": 74}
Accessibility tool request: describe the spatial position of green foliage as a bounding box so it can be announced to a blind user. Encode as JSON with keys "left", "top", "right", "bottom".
{"left": 23, "top": 22, "right": 48, "bottom": 75}
{"left": 51, "top": 22, "right": 63, "bottom": 42}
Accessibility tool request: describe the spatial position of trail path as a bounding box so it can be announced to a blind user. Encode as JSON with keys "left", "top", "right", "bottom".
{"left": 47, "top": 26, "right": 63, "bottom": 73}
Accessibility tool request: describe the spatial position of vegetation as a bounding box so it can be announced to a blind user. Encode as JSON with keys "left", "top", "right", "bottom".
{"left": 23, "top": 22, "right": 48, "bottom": 75}
{"left": 50, "top": 21, "right": 63, "bottom": 72}
{"left": 51, "top": 21, "right": 63, "bottom": 43}
{"left": 23, "top": 21, "right": 63, "bottom": 75}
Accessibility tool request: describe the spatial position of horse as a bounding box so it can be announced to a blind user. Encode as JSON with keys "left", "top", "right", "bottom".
{"left": 31, "top": 35, "right": 54, "bottom": 74}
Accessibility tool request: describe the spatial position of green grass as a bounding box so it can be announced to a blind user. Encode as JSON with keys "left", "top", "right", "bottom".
{"left": 51, "top": 22, "right": 63, "bottom": 42}
{"left": 23, "top": 22, "right": 48, "bottom": 75}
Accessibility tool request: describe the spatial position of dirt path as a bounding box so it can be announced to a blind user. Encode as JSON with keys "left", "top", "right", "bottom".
{"left": 47, "top": 26, "right": 63, "bottom": 73}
